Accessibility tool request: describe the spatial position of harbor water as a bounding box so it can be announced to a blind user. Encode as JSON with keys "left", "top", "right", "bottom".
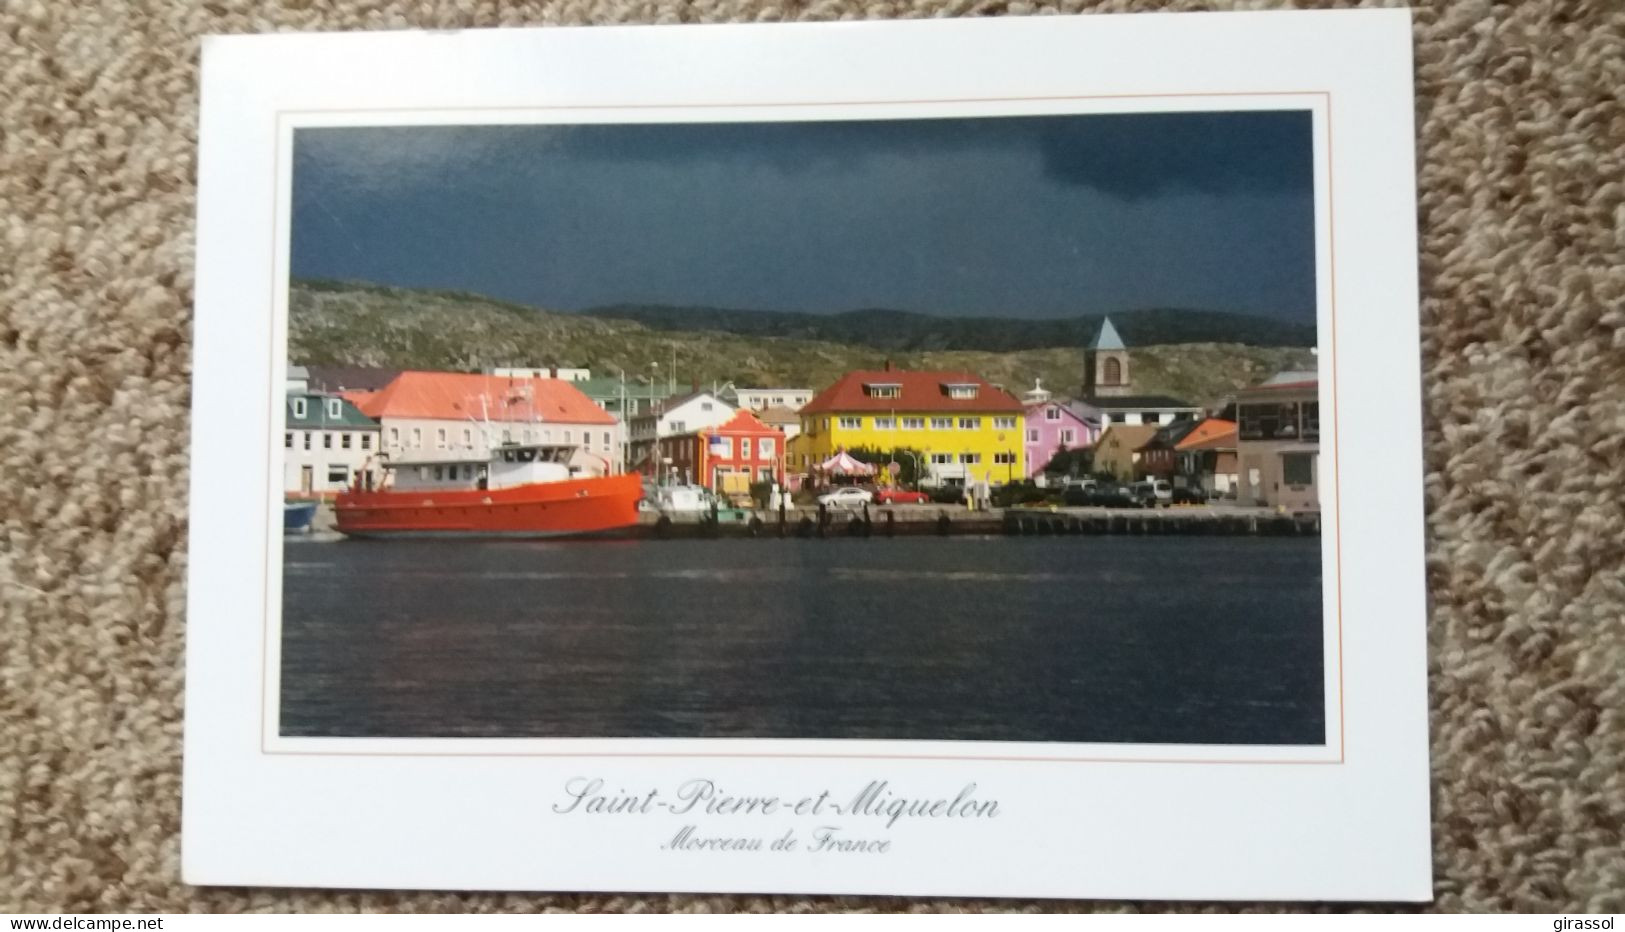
{"left": 280, "top": 536, "right": 1326, "bottom": 745}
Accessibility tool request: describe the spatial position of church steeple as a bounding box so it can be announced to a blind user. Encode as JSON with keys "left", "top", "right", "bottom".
{"left": 1084, "top": 317, "right": 1132, "bottom": 398}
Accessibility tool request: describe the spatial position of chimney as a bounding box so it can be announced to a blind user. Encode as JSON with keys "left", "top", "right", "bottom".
{"left": 884, "top": 358, "right": 894, "bottom": 372}
{"left": 692, "top": 376, "right": 700, "bottom": 393}
{"left": 549, "top": 366, "right": 559, "bottom": 379}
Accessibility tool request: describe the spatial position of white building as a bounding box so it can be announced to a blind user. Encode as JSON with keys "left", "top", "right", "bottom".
{"left": 284, "top": 367, "right": 381, "bottom": 496}
{"left": 627, "top": 390, "right": 736, "bottom": 473}
{"left": 724, "top": 387, "right": 815, "bottom": 412}
{"left": 349, "top": 371, "right": 624, "bottom": 475}
{"left": 488, "top": 366, "right": 591, "bottom": 383}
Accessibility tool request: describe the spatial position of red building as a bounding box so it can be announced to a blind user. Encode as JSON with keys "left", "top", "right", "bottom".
{"left": 657, "top": 409, "right": 787, "bottom": 490}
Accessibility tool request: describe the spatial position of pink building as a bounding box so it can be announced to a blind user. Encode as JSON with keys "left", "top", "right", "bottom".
{"left": 1021, "top": 381, "right": 1101, "bottom": 478}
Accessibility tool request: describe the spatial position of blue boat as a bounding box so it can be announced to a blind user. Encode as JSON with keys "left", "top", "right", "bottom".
{"left": 284, "top": 500, "right": 318, "bottom": 533}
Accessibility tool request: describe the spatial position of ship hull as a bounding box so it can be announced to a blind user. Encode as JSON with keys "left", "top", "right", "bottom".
{"left": 334, "top": 473, "right": 643, "bottom": 539}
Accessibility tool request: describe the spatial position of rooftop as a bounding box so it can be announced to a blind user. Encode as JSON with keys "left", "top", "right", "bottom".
{"left": 1078, "top": 394, "right": 1202, "bottom": 410}
{"left": 802, "top": 368, "right": 1023, "bottom": 415}
{"left": 1175, "top": 418, "right": 1239, "bottom": 452}
{"left": 1090, "top": 317, "right": 1126, "bottom": 351}
{"left": 352, "top": 371, "right": 616, "bottom": 425}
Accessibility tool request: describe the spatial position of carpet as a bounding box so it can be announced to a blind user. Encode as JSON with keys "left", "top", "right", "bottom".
{"left": 2, "top": 0, "right": 1621, "bottom": 914}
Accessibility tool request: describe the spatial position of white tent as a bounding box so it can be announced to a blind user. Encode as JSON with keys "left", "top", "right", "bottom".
{"left": 817, "top": 451, "right": 876, "bottom": 477}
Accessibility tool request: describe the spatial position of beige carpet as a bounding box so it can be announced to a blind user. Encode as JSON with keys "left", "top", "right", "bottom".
{"left": 3, "top": 0, "right": 1622, "bottom": 914}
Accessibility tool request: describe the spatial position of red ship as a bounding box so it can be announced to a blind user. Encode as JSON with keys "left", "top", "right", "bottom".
{"left": 335, "top": 443, "right": 642, "bottom": 539}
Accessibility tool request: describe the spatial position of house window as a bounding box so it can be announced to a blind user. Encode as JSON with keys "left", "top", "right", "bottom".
{"left": 670, "top": 421, "right": 685, "bottom": 434}
{"left": 760, "top": 438, "right": 775, "bottom": 457}
{"left": 361, "top": 434, "right": 371, "bottom": 450}
{"left": 993, "top": 416, "right": 1017, "bottom": 430}
{"left": 563, "top": 430, "right": 572, "bottom": 443}
{"left": 864, "top": 383, "right": 901, "bottom": 399}
{"left": 902, "top": 417, "right": 924, "bottom": 430}
{"left": 1283, "top": 453, "right": 1315, "bottom": 487}
{"left": 327, "top": 399, "right": 342, "bottom": 419}
{"left": 874, "top": 417, "right": 895, "bottom": 430}
{"left": 1060, "top": 429, "right": 1076, "bottom": 445}
{"left": 958, "top": 417, "right": 981, "bottom": 430}
{"left": 838, "top": 416, "right": 862, "bottom": 430}
{"left": 502, "top": 429, "right": 511, "bottom": 442}
{"left": 700, "top": 402, "right": 713, "bottom": 412}
{"left": 522, "top": 429, "right": 532, "bottom": 443}
{"left": 463, "top": 428, "right": 472, "bottom": 446}
{"left": 1103, "top": 357, "right": 1123, "bottom": 384}
{"left": 284, "top": 433, "right": 293, "bottom": 449}
{"left": 821, "top": 418, "right": 830, "bottom": 431}
{"left": 994, "top": 452, "right": 1016, "bottom": 465}
{"left": 390, "top": 427, "right": 400, "bottom": 446}
{"left": 323, "top": 434, "right": 332, "bottom": 449}
{"left": 303, "top": 432, "right": 311, "bottom": 451}
{"left": 741, "top": 438, "right": 753, "bottom": 459}
{"left": 944, "top": 384, "right": 978, "bottom": 400}
{"left": 603, "top": 432, "right": 612, "bottom": 450}
{"left": 433, "top": 466, "right": 444, "bottom": 481}
{"left": 772, "top": 396, "right": 784, "bottom": 405}
{"left": 292, "top": 398, "right": 307, "bottom": 419}
{"left": 1045, "top": 408, "right": 1061, "bottom": 421}
{"left": 760, "top": 466, "right": 774, "bottom": 481}
{"left": 930, "top": 453, "right": 953, "bottom": 464}
{"left": 930, "top": 417, "right": 953, "bottom": 430}
{"left": 412, "top": 428, "right": 423, "bottom": 446}
{"left": 342, "top": 433, "right": 352, "bottom": 449}
{"left": 1027, "top": 429, "right": 1039, "bottom": 442}
{"left": 958, "top": 453, "right": 982, "bottom": 464}
{"left": 326, "top": 464, "right": 348, "bottom": 484}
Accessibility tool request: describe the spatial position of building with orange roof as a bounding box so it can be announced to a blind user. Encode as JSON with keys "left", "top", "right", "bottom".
{"left": 1174, "top": 417, "right": 1239, "bottom": 497}
{"left": 655, "top": 409, "right": 787, "bottom": 495}
{"left": 354, "top": 370, "right": 623, "bottom": 474}
{"left": 791, "top": 362, "right": 1025, "bottom": 488}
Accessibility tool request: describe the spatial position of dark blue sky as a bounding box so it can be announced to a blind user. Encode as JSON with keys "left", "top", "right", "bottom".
{"left": 290, "top": 111, "right": 1316, "bottom": 322}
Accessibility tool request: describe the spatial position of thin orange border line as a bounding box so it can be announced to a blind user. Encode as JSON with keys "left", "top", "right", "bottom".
{"left": 260, "top": 91, "right": 1345, "bottom": 764}
{"left": 276, "top": 90, "right": 1330, "bottom": 116}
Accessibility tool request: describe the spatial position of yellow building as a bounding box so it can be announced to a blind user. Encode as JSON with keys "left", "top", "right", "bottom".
{"left": 790, "top": 365, "right": 1025, "bottom": 487}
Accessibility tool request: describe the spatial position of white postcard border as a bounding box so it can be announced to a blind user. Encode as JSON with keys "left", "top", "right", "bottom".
{"left": 185, "top": 10, "right": 1428, "bottom": 901}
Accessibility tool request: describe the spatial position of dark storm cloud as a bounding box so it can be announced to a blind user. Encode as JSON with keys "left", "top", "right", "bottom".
{"left": 290, "top": 111, "right": 1318, "bottom": 322}
{"left": 1036, "top": 110, "right": 1315, "bottom": 200}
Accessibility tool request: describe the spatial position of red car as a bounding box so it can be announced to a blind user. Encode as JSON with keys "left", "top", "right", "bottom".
{"left": 873, "top": 488, "right": 931, "bottom": 505}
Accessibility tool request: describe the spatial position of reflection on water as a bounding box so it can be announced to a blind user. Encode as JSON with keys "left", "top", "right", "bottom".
{"left": 280, "top": 537, "right": 1326, "bottom": 744}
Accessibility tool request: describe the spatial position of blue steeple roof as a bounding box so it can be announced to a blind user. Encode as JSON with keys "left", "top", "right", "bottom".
{"left": 1091, "top": 317, "right": 1126, "bottom": 350}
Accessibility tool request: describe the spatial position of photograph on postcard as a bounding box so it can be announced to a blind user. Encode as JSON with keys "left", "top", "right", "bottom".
{"left": 274, "top": 108, "right": 1330, "bottom": 746}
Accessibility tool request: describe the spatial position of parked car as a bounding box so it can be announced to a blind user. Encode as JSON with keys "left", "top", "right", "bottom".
{"left": 1170, "top": 486, "right": 1207, "bottom": 506}
{"left": 1090, "top": 482, "right": 1142, "bottom": 508}
{"left": 1063, "top": 477, "right": 1098, "bottom": 494}
{"left": 873, "top": 487, "right": 930, "bottom": 505}
{"left": 1129, "top": 478, "right": 1174, "bottom": 507}
{"left": 817, "top": 486, "right": 874, "bottom": 509}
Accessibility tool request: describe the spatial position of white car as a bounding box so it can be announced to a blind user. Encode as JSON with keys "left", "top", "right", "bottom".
{"left": 817, "top": 486, "right": 874, "bottom": 509}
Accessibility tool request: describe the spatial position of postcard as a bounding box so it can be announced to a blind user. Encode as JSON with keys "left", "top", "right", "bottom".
{"left": 183, "top": 9, "right": 1431, "bottom": 901}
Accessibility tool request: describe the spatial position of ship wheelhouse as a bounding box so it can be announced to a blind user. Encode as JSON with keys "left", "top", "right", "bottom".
{"left": 383, "top": 442, "right": 582, "bottom": 492}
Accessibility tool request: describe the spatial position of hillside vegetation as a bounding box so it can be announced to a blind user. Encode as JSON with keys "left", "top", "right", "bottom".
{"left": 582, "top": 303, "right": 1316, "bottom": 352}
{"left": 290, "top": 280, "right": 1316, "bottom": 407}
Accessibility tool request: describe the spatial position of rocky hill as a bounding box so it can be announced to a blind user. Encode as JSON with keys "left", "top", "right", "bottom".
{"left": 290, "top": 280, "right": 1316, "bottom": 407}
{"left": 581, "top": 303, "right": 1316, "bottom": 352}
